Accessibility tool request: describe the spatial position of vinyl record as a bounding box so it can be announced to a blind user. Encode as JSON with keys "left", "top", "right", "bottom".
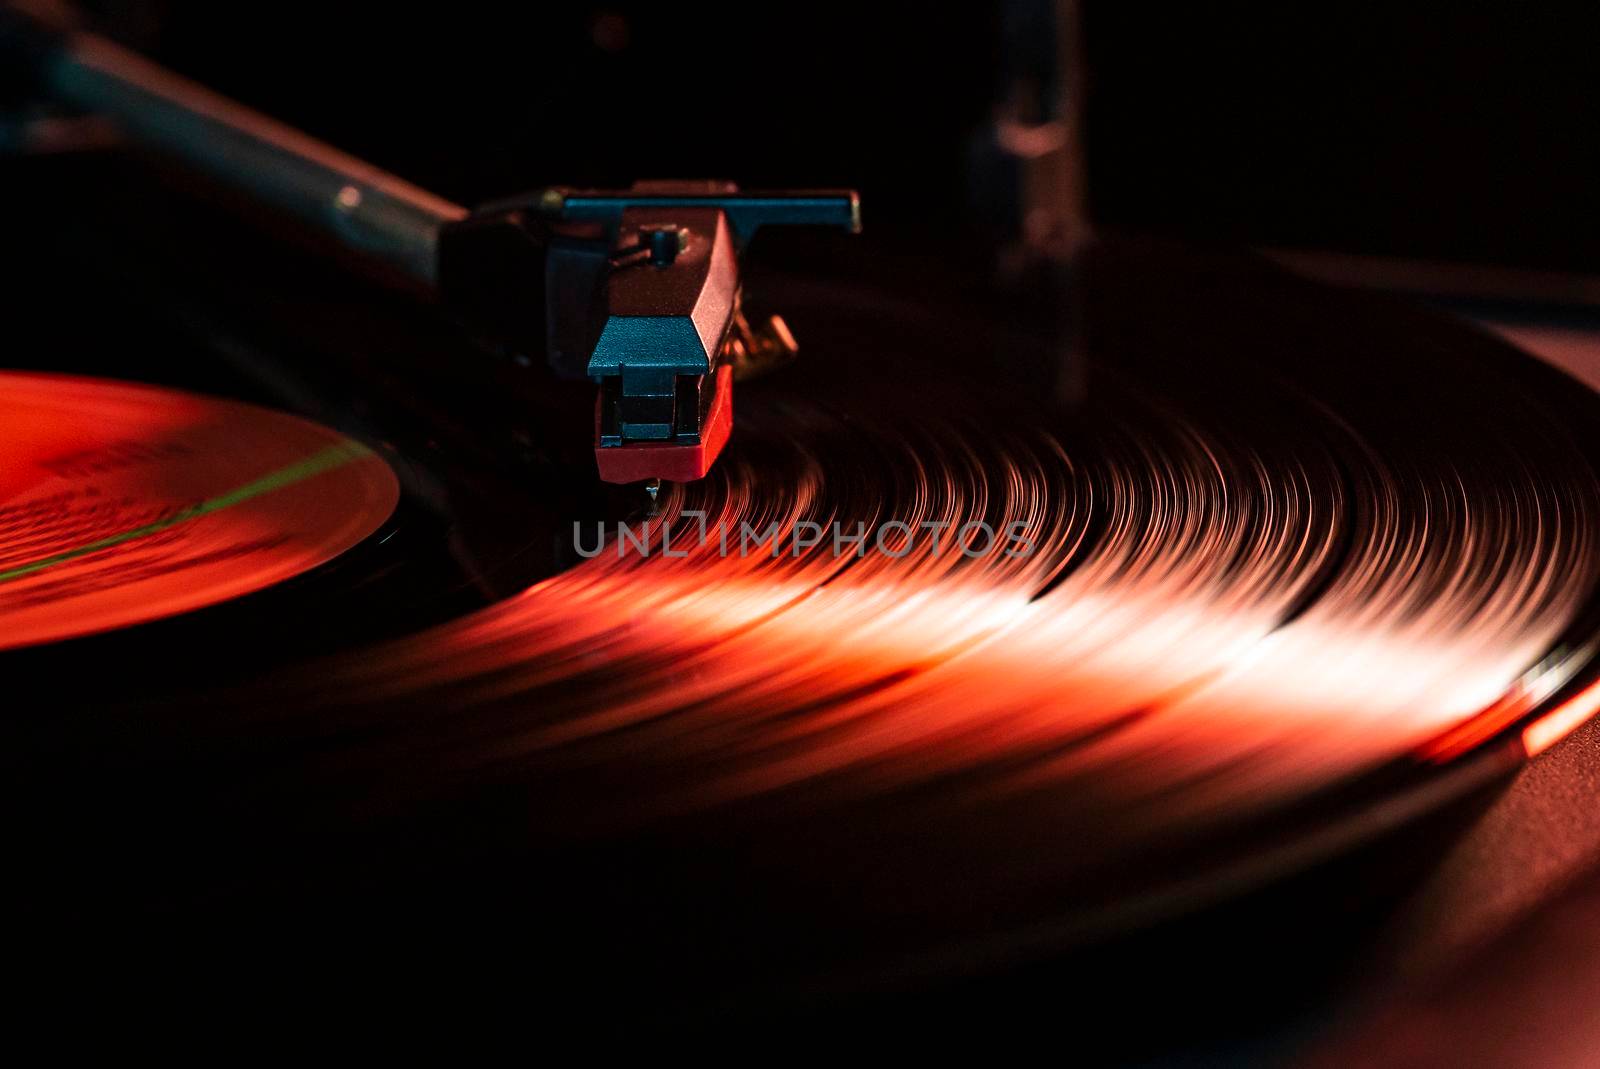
{"left": 11, "top": 240, "right": 1600, "bottom": 1029}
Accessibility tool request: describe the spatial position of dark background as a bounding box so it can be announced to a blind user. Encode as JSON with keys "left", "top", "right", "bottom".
{"left": 1083, "top": 2, "right": 1600, "bottom": 273}
{"left": 77, "top": 0, "right": 1001, "bottom": 250}
{"left": 68, "top": 0, "right": 1600, "bottom": 273}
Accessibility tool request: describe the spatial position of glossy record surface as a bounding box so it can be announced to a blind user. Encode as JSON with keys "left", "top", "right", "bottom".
{"left": 199, "top": 242, "right": 1600, "bottom": 995}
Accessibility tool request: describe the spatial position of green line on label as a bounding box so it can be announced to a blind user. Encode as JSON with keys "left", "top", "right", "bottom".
{"left": 0, "top": 440, "right": 374, "bottom": 586}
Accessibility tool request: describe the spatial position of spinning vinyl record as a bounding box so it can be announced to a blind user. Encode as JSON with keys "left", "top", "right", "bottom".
{"left": 11, "top": 239, "right": 1600, "bottom": 1027}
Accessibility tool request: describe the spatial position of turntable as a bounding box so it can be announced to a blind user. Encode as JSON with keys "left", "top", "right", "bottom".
{"left": 6, "top": 2, "right": 1600, "bottom": 1060}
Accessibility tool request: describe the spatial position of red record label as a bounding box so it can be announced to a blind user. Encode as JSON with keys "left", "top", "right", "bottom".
{"left": 0, "top": 372, "right": 400, "bottom": 649}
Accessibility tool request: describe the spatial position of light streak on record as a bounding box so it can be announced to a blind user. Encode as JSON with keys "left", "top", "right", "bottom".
{"left": 312, "top": 380, "right": 1600, "bottom": 857}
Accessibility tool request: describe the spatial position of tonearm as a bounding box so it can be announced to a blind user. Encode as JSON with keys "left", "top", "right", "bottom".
{"left": 0, "top": 3, "right": 861, "bottom": 485}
